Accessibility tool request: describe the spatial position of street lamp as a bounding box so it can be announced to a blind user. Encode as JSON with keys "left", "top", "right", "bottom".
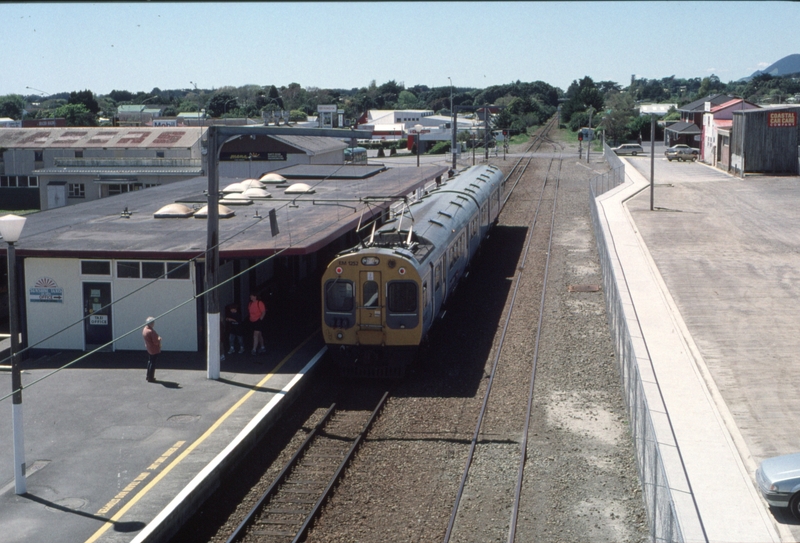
{"left": 0, "top": 214, "right": 27, "bottom": 495}
{"left": 223, "top": 98, "right": 238, "bottom": 116}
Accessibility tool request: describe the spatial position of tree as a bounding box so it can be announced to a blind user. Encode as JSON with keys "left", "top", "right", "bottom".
{"left": 397, "top": 90, "right": 419, "bottom": 109}
{"left": 207, "top": 92, "right": 237, "bottom": 117}
{"left": 69, "top": 90, "right": 100, "bottom": 115}
{"left": 599, "top": 91, "right": 636, "bottom": 145}
{"left": 0, "top": 95, "right": 25, "bottom": 120}
{"left": 50, "top": 103, "right": 97, "bottom": 126}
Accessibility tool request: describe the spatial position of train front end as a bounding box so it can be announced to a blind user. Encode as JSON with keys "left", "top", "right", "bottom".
{"left": 322, "top": 248, "right": 423, "bottom": 377}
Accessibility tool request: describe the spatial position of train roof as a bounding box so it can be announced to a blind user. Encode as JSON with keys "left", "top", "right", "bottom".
{"left": 356, "top": 165, "right": 503, "bottom": 263}
{"left": 10, "top": 164, "right": 448, "bottom": 260}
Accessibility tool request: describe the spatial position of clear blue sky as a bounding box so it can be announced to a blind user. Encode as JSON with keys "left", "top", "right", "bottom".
{"left": 1, "top": 1, "right": 797, "bottom": 97}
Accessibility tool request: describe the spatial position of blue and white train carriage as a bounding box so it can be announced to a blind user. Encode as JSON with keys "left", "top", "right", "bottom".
{"left": 321, "top": 164, "right": 506, "bottom": 376}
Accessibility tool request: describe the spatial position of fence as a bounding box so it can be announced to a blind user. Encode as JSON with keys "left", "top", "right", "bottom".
{"left": 588, "top": 143, "right": 686, "bottom": 542}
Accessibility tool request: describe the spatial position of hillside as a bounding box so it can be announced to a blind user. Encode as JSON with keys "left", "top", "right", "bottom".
{"left": 745, "top": 53, "right": 800, "bottom": 80}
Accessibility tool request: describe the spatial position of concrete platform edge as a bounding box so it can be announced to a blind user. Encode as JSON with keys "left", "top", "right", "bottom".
{"left": 130, "top": 347, "right": 326, "bottom": 543}
{"left": 592, "top": 159, "right": 781, "bottom": 542}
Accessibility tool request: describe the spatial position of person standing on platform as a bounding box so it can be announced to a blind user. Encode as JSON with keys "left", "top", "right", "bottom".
{"left": 226, "top": 303, "right": 245, "bottom": 354}
{"left": 142, "top": 316, "right": 162, "bottom": 382}
{"left": 248, "top": 294, "right": 267, "bottom": 355}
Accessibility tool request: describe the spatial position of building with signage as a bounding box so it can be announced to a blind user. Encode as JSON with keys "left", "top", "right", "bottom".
{"left": 730, "top": 106, "right": 800, "bottom": 176}
{"left": 701, "top": 98, "right": 759, "bottom": 166}
{"left": 7, "top": 163, "right": 446, "bottom": 354}
{"left": 0, "top": 127, "right": 351, "bottom": 211}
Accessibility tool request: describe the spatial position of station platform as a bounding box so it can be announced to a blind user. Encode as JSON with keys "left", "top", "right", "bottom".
{"left": 3, "top": 145, "right": 800, "bottom": 543}
{"left": 597, "top": 145, "right": 800, "bottom": 542}
{"left": 0, "top": 332, "right": 326, "bottom": 543}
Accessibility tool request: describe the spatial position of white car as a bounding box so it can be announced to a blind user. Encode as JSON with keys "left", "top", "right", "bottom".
{"left": 756, "top": 453, "right": 800, "bottom": 517}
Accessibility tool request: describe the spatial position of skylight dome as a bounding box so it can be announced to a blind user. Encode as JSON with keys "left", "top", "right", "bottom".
{"left": 285, "top": 183, "right": 315, "bottom": 194}
{"left": 154, "top": 203, "right": 195, "bottom": 218}
{"left": 242, "top": 188, "right": 271, "bottom": 199}
{"left": 260, "top": 172, "right": 286, "bottom": 183}
{"left": 194, "top": 204, "right": 235, "bottom": 219}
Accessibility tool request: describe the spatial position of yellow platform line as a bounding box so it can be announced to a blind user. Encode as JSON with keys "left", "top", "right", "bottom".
{"left": 84, "top": 333, "right": 317, "bottom": 543}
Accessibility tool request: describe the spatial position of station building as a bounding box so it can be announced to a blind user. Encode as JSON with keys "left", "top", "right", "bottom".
{"left": 0, "top": 127, "right": 350, "bottom": 211}
{"left": 7, "top": 163, "right": 447, "bottom": 355}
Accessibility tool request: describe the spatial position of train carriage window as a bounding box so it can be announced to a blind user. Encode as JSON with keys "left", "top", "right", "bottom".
{"left": 423, "top": 282, "right": 428, "bottom": 308}
{"left": 363, "top": 281, "right": 379, "bottom": 308}
{"left": 435, "top": 263, "right": 442, "bottom": 290}
{"left": 387, "top": 281, "right": 417, "bottom": 313}
{"left": 325, "top": 280, "right": 354, "bottom": 312}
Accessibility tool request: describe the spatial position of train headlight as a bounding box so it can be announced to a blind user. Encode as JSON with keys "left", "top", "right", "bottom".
{"left": 399, "top": 267, "right": 406, "bottom": 275}
{"left": 335, "top": 266, "right": 343, "bottom": 275}
{"left": 336, "top": 332, "right": 343, "bottom": 340}
{"left": 361, "top": 256, "right": 380, "bottom": 266}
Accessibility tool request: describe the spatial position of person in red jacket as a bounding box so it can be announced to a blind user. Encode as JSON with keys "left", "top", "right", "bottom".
{"left": 248, "top": 294, "right": 266, "bottom": 355}
{"left": 142, "top": 316, "right": 162, "bottom": 382}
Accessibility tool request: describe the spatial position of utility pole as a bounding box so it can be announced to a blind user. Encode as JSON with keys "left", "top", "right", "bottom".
{"left": 650, "top": 114, "right": 656, "bottom": 211}
{"left": 449, "top": 77, "right": 456, "bottom": 170}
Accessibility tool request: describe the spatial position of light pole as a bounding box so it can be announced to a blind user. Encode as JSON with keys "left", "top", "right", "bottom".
{"left": 0, "top": 214, "right": 27, "bottom": 495}
{"left": 413, "top": 124, "right": 424, "bottom": 167}
{"left": 448, "top": 77, "right": 456, "bottom": 170}
{"left": 223, "top": 98, "right": 238, "bottom": 116}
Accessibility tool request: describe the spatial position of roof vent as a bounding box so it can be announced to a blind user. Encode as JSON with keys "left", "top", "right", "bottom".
{"left": 260, "top": 172, "right": 286, "bottom": 184}
{"left": 242, "top": 188, "right": 271, "bottom": 199}
{"left": 154, "top": 203, "right": 194, "bottom": 218}
{"left": 194, "top": 204, "right": 235, "bottom": 219}
{"left": 285, "top": 182, "right": 315, "bottom": 195}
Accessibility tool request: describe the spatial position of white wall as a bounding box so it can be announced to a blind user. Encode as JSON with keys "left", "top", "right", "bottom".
{"left": 25, "top": 258, "right": 85, "bottom": 350}
{"left": 24, "top": 257, "right": 198, "bottom": 352}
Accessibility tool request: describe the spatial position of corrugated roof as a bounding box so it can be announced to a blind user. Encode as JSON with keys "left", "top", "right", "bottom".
{"left": 679, "top": 94, "right": 734, "bottom": 113}
{"left": 269, "top": 134, "right": 347, "bottom": 155}
{"left": 664, "top": 121, "right": 702, "bottom": 134}
{"left": 0, "top": 127, "right": 205, "bottom": 149}
{"left": 32, "top": 166, "right": 203, "bottom": 176}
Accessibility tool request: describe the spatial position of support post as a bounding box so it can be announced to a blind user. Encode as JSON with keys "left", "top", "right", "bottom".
{"left": 8, "top": 241, "right": 26, "bottom": 495}
{"left": 650, "top": 114, "right": 656, "bottom": 211}
{"left": 206, "top": 127, "right": 221, "bottom": 379}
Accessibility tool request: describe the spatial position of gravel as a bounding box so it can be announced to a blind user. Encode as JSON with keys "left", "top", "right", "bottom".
{"left": 304, "top": 128, "right": 649, "bottom": 542}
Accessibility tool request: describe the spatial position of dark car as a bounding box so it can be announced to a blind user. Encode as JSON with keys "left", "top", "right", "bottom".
{"left": 665, "top": 144, "right": 698, "bottom": 161}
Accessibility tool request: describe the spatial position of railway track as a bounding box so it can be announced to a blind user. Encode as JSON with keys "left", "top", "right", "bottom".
{"left": 170, "top": 121, "right": 647, "bottom": 543}
{"left": 224, "top": 388, "right": 389, "bottom": 543}
{"left": 443, "top": 118, "right": 564, "bottom": 542}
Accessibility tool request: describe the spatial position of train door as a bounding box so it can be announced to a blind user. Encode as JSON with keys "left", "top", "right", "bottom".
{"left": 83, "top": 282, "right": 113, "bottom": 350}
{"left": 358, "top": 271, "right": 383, "bottom": 345}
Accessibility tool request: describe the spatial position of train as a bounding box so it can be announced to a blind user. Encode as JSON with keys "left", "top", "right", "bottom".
{"left": 321, "top": 164, "right": 506, "bottom": 376}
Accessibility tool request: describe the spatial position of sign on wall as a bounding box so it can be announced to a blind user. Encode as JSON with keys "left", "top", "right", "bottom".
{"left": 768, "top": 111, "right": 797, "bottom": 128}
{"left": 29, "top": 277, "right": 63, "bottom": 303}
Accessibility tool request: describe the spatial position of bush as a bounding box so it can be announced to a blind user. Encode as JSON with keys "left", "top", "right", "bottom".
{"left": 428, "top": 141, "right": 451, "bottom": 154}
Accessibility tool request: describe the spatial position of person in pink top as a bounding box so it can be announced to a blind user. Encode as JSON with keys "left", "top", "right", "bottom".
{"left": 142, "top": 316, "right": 162, "bottom": 382}
{"left": 248, "top": 294, "right": 266, "bottom": 355}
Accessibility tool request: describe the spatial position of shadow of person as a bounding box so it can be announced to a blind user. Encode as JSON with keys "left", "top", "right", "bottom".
{"left": 155, "top": 380, "right": 181, "bottom": 389}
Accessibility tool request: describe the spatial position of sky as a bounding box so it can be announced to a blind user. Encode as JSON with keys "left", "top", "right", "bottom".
{"left": 1, "top": 1, "right": 798, "bottom": 98}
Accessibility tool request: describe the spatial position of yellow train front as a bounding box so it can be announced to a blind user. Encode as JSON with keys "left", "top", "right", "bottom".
{"left": 322, "top": 247, "right": 423, "bottom": 377}
{"left": 321, "top": 164, "right": 506, "bottom": 377}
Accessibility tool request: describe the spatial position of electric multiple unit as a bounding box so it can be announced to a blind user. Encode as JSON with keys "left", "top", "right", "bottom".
{"left": 321, "top": 164, "right": 505, "bottom": 376}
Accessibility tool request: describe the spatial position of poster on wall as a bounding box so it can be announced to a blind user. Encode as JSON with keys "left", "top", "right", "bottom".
{"left": 29, "top": 277, "right": 63, "bottom": 303}
{"left": 768, "top": 111, "right": 797, "bottom": 127}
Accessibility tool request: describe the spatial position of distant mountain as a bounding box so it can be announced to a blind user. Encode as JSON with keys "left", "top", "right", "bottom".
{"left": 742, "top": 54, "right": 800, "bottom": 81}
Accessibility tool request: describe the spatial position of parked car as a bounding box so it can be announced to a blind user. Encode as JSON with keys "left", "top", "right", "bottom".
{"left": 612, "top": 143, "right": 644, "bottom": 156}
{"left": 756, "top": 452, "right": 800, "bottom": 518}
{"left": 664, "top": 144, "right": 699, "bottom": 161}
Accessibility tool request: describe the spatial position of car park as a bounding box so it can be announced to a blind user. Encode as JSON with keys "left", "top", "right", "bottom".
{"left": 665, "top": 144, "right": 699, "bottom": 161}
{"left": 755, "top": 453, "right": 800, "bottom": 518}
{"left": 612, "top": 143, "right": 644, "bottom": 156}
